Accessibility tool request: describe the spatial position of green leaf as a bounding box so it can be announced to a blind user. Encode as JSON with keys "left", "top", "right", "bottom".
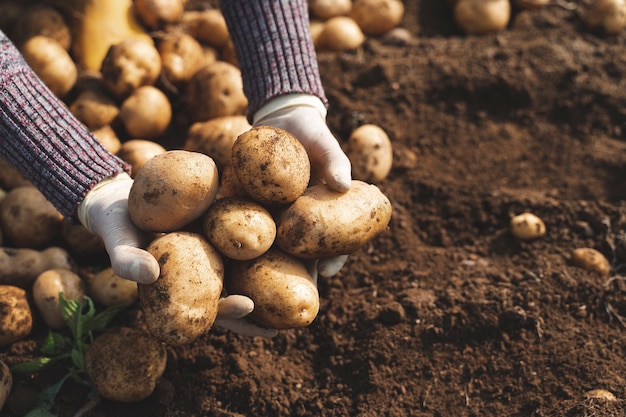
{"left": 40, "top": 331, "right": 72, "bottom": 356}
{"left": 10, "top": 353, "right": 71, "bottom": 374}
{"left": 71, "top": 348, "right": 84, "bottom": 372}
{"left": 86, "top": 303, "right": 127, "bottom": 332}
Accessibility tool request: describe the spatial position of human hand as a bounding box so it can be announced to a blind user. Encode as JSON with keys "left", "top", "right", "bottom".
{"left": 254, "top": 94, "right": 352, "bottom": 280}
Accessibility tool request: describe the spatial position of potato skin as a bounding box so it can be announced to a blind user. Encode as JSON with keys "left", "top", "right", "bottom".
{"left": 203, "top": 196, "right": 276, "bottom": 260}
{"left": 128, "top": 150, "right": 219, "bottom": 232}
{"left": 276, "top": 180, "right": 392, "bottom": 259}
{"left": 0, "top": 285, "right": 33, "bottom": 347}
{"left": 139, "top": 232, "right": 224, "bottom": 345}
{"left": 226, "top": 249, "right": 319, "bottom": 329}
{"left": 84, "top": 327, "right": 167, "bottom": 402}
{"left": 231, "top": 126, "right": 310, "bottom": 205}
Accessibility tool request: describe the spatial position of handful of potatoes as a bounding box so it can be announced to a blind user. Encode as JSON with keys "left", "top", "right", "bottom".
{"left": 128, "top": 127, "right": 392, "bottom": 333}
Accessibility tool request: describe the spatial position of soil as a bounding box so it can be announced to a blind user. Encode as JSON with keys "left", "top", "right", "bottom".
{"left": 2, "top": 1, "right": 626, "bottom": 416}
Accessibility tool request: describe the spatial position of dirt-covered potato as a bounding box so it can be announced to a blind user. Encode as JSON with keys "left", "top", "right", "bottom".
{"left": 0, "top": 285, "right": 32, "bottom": 346}
{"left": 157, "top": 31, "right": 205, "bottom": 89}
{"left": 346, "top": 124, "right": 393, "bottom": 183}
{"left": 185, "top": 61, "right": 248, "bottom": 122}
{"left": 139, "top": 232, "right": 224, "bottom": 345}
{"left": 128, "top": 150, "right": 219, "bottom": 232}
{"left": 88, "top": 267, "right": 138, "bottom": 307}
{"left": 317, "top": 16, "right": 366, "bottom": 51}
{"left": 584, "top": 0, "right": 626, "bottom": 35}
{"left": 231, "top": 126, "right": 311, "bottom": 205}
{"left": 276, "top": 180, "right": 392, "bottom": 259}
{"left": 32, "top": 268, "right": 85, "bottom": 329}
{"left": 182, "top": 8, "right": 230, "bottom": 48}
{"left": 69, "top": 86, "right": 120, "bottom": 130}
{"left": 116, "top": 139, "right": 167, "bottom": 178}
{"left": 218, "top": 163, "right": 247, "bottom": 198}
{"left": 100, "top": 37, "right": 162, "bottom": 99}
{"left": 570, "top": 248, "right": 611, "bottom": 277}
{"left": 510, "top": 212, "right": 546, "bottom": 240}
{"left": 84, "top": 327, "right": 167, "bottom": 402}
{"left": 119, "top": 85, "right": 172, "bottom": 139}
{"left": 134, "top": 0, "right": 184, "bottom": 30}
{"left": 91, "top": 125, "right": 122, "bottom": 154}
{"left": 19, "top": 35, "right": 77, "bottom": 98}
{"left": 226, "top": 248, "right": 319, "bottom": 329}
{"left": 453, "top": 0, "right": 511, "bottom": 35}
{"left": 0, "top": 247, "right": 74, "bottom": 288}
{"left": 350, "top": 0, "right": 405, "bottom": 36}
{"left": 184, "top": 115, "right": 252, "bottom": 171}
{"left": 0, "top": 186, "right": 64, "bottom": 249}
{"left": 0, "top": 359, "right": 11, "bottom": 412}
{"left": 203, "top": 196, "right": 277, "bottom": 260}
{"left": 11, "top": 5, "right": 72, "bottom": 50}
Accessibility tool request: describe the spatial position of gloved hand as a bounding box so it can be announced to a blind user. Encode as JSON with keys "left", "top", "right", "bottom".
{"left": 253, "top": 94, "right": 352, "bottom": 279}
{"left": 77, "top": 173, "right": 275, "bottom": 337}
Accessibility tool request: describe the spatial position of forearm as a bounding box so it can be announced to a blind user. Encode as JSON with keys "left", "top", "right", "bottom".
{"left": 220, "top": 0, "right": 327, "bottom": 120}
{"left": 0, "top": 31, "right": 129, "bottom": 222}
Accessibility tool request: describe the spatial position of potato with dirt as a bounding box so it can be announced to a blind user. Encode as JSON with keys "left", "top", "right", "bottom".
{"left": 0, "top": 285, "right": 33, "bottom": 346}
{"left": 0, "top": 247, "right": 75, "bottom": 288}
{"left": 0, "top": 186, "right": 64, "bottom": 249}
{"left": 350, "top": 0, "right": 405, "bottom": 36}
{"left": 276, "top": 180, "right": 392, "bottom": 259}
{"left": 118, "top": 85, "right": 172, "bottom": 140}
{"left": 84, "top": 326, "right": 167, "bottom": 402}
{"left": 88, "top": 267, "right": 138, "bottom": 307}
{"left": 231, "top": 126, "right": 311, "bottom": 205}
{"left": 116, "top": 139, "right": 167, "bottom": 178}
{"left": 32, "top": 268, "right": 86, "bottom": 329}
{"left": 139, "top": 232, "right": 224, "bottom": 345}
{"left": 158, "top": 31, "right": 206, "bottom": 89}
{"left": 10, "top": 4, "right": 72, "bottom": 50}
{"left": 345, "top": 123, "right": 393, "bottom": 183}
{"left": 226, "top": 248, "right": 319, "bottom": 329}
{"left": 128, "top": 150, "right": 219, "bottom": 232}
{"left": 203, "top": 196, "right": 277, "bottom": 260}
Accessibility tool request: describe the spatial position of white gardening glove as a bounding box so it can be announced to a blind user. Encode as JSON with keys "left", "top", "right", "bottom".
{"left": 254, "top": 94, "right": 352, "bottom": 278}
{"left": 78, "top": 173, "right": 274, "bottom": 337}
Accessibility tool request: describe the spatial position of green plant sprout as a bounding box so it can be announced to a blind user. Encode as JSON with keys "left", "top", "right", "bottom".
{"left": 10, "top": 293, "right": 127, "bottom": 417}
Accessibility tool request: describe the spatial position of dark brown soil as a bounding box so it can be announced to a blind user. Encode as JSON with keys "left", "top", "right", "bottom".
{"left": 3, "top": 1, "right": 626, "bottom": 416}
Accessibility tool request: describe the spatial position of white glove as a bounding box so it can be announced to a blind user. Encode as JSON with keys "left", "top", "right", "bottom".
{"left": 254, "top": 94, "right": 352, "bottom": 278}
{"left": 78, "top": 173, "right": 274, "bottom": 337}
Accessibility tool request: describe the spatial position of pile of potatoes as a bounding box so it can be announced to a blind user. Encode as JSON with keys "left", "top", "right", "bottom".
{"left": 0, "top": 0, "right": 398, "bottom": 406}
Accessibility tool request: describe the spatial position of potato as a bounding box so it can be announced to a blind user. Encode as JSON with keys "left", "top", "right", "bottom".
{"left": 583, "top": 389, "right": 617, "bottom": 401}
{"left": 584, "top": 0, "right": 626, "bottom": 35}
{"left": 184, "top": 115, "right": 252, "bottom": 171}
{"left": 219, "top": 163, "right": 247, "bottom": 198}
{"left": 100, "top": 37, "right": 162, "bottom": 99}
{"left": 226, "top": 248, "right": 319, "bottom": 329}
{"left": 157, "top": 31, "right": 206, "bottom": 89}
{"left": 0, "top": 359, "right": 11, "bottom": 412}
{"left": 317, "top": 16, "right": 366, "bottom": 51}
{"left": 309, "top": 0, "right": 352, "bottom": 20}
{"left": 231, "top": 126, "right": 311, "bottom": 205}
{"left": 128, "top": 150, "right": 219, "bottom": 232}
{"left": 0, "top": 186, "right": 64, "bottom": 249}
{"left": 453, "top": 0, "right": 511, "bottom": 35}
{"left": 61, "top": 223, "right": 106, "bottom": 258}
{"left": 346, "top": 124, "right": 393, "bottom": 183}
{"left": 134, "top": 0, "right": 184, "bottom": 30}
{"left": 512, "top": 0, "right": 551, "bottom": 9}
{"left": 203, "top": 197, "right": 276, "bottom": 260}
{"left": 88, "top": 267, "right": 138, "bottom": 307}
{"left": 119, "top": 85, "right": 172, "bottom": 140}
{"left": 570, "top": 248, "right": 611, "bottom": 277}
{"left": 0, "top": 285, "right": 33, "bottom": 346}
{"left": 181, "top": 8, "right": 230, "bottom": 48}
{"left": 310, "top": 20, "right": 326, "bottom": 48}
{"left": 510, "top": 212, "right": 546, "bottom": 240}
{"left": 19, "top": 35, "right": 77, "bottom": 98}
{"left": 69, "top": 0, "right": 153, "bottom": 71}
{"left": 84, "top": 327, "right": 167, "bottom": 402}
{"left": 0, "top": 159, "right": 30, "bottom": 191}
{"left": 69, "top": 86, "right": 120, "bottom": 130}
{"left": 91, "top": 125, "right": 122, "bottom": 154}
{"left": 139, "top": 232, "right": 224, "bottom": 345}
{"left": 350, "top": 0, "right": 405, "bottom": 36}
{"left": 0, "top": 247, "right": 75, "bottom": 288}
{"left": 32, "top": 268, "right": 85, "bottom": 329}
{"left": 276, "top": 180, "right": 392, "bottom": 259}
{"left": 11, "top": 5, "right": 72, "bottom": 50}
{"left": 116, "top": 139, "right": 167, "bottom": 178}
{"left": 185, "top": 61, "right": 248, "bottom": 122}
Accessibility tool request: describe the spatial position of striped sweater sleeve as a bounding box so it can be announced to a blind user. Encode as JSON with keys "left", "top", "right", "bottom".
{"left": 220, "top": 0, "right": 328, "bottom": 121}
{"left": 0, "top": 30, "right": 130, "bottom": 223}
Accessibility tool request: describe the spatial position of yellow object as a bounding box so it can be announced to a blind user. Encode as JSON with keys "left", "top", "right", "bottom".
{"left": 71, "top": 0, "right": 152, "bottom": 71}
